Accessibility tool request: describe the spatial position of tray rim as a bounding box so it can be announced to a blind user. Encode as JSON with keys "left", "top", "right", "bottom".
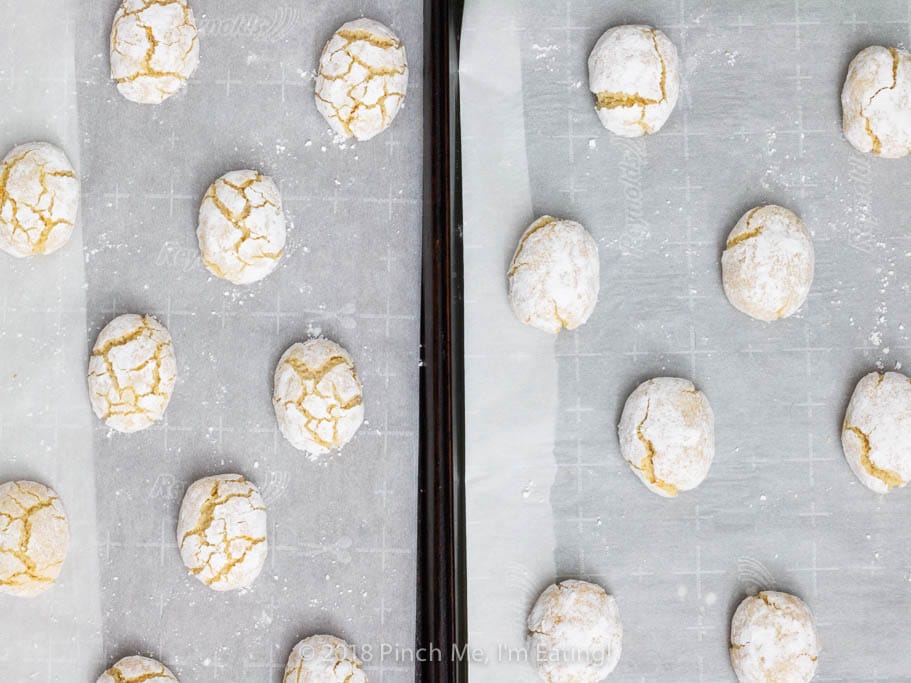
{"left": 417, "top": 0, "right": 467, "bottom": 681}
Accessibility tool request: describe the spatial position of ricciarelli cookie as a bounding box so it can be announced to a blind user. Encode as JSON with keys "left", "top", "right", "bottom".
{"left": 842, "top": 371, "right": 911, "bottom": 493}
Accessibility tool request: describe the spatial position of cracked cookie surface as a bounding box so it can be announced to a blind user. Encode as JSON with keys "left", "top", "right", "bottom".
{"left": 618, "top": 377, "right": 715, "bottom": 497}
{"left": 273, "top": 339, "right": 365, "bottom": 456}
{"left": 730, "top": 591, "right": 819, "bottom": 683}
{"left": 508, "top": 216, "right": 600, "bottom": 334}
{"left": 110, "top": 0, "right": 199, "bottom": 104}
{"left": 588, "top": 25, "right": 680, "bottom": 137}
{"left": 283, "top": 634, "right": 366, "bottom": 683}
{"left": 87, "top": 313, "right": 177, "bottom": 433}
{"left": 722, "top": 205, "right": 814, "bottom": 322}
{"left": 0, "top": 142, "right": 79, "bottom": 258}
{"left": 197, "top": 170, "right": 286, "bottom": 284}
{"left": 842, "top": 46, "right": 911, "bottom": 158}
{"left": 177, "top": 474, "right": 267, "bottom": 591}
{"left": 96, "top": 655, "right": 178, "bottom": 682}
{"left": 0, "top": 480, "right": 69, "bottom": 597}
{"left": 315, "top": 18, "right": 408, "bottom": 141}
{"left": 841, "top": 371, "right": 911, "bottom": 493}
{"left": 527, "top": 579, "right": 622, "bottom": 683}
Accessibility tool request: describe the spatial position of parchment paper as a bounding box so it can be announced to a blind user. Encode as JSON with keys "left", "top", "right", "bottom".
{"left": 463, "top": 1, "right": 911, "bottom": 680}
{"left": 0, "top": 1, "right": 103, "bottom": 680}
{"left": 1, "top": 1, "right": 422, "bottom": 681}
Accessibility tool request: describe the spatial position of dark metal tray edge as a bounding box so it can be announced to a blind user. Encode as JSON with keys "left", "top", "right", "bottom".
{"left": 417, "top": 0, "right": 467, "bottom": 681}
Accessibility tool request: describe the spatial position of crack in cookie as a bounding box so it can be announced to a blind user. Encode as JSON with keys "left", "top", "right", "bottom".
{"left": 845, "top": 425, "right": 904, "bottom": 490}
{"left": 594, "top": 28, "right": 669, "bottom": 134}
{"left": 843, "top": 46, "right": 911, "bottom": 157}
{"left": 860, "top": 48, "right": 899, "bottom": 156}
{"left": 589, "top": 25, "right": 679, "bottom": 137}
{"left": 725, "top": 207, "right": 764, "bottom": 249}
{"left": 633, "top": 400, "right": 679, "bottom": 496}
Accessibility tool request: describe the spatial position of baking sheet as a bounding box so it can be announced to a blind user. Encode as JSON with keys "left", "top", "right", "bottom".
{"left": 1, "top": 1, "right": 422, "bottom": 681}
{"left": 462, "top": 1, "right": 911, "bottom": 680}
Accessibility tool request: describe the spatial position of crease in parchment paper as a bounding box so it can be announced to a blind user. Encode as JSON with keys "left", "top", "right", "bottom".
{"left": 461, "top": 0, "right": 559, "bottom": 679}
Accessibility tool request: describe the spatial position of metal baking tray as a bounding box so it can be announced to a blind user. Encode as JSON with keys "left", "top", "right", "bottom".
{"left": 459, "top": 0, "right": 911, "bottom": 681}
{"left": 1, "top": 1, "right": 430, "bottom": 680}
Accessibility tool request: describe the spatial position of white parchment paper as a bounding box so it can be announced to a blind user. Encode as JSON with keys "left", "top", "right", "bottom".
{"left": 0, "top": 1, "right": 103, "bottom": 680}
{"left": 463, "top": 1, "right": 911, "bottom": 680}
{"left": 1, "top": 1, "right": 422, "bottom": 681}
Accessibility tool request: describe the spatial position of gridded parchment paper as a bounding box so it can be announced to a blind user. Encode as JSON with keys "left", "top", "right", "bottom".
{"left": 0, "top": 1, "right": 422, "bottom": 681}
{"left": 463, "top": 1, "right": 911, "bottom": 681}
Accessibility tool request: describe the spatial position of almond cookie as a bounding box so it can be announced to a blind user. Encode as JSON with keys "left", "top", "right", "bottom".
{"left": 842, "top": 371, "right": 911, "bottom": 493}
{"left": 177, "top": 474, "right": 267, "bottom": 591}
{"left": 283, "top": 635, "right": 366, "bottom": 683}
{"left": 618, "top": 377, "right": 715, "bottom": 497}
{"left": 87, "top": 314, "right": 177, "bottom": 433}
{"left": 588, "top": 25, "right": 681, "bottom": 137}
{"left": 722, "top": 205, "right": 814, "bottom": 322}
{"left": 527, "top": 579, "right": 622, "bottom": 682}
{"left": 0, "top": 142, "right": 79, "bottom": 258}
{"left": 842, "top": 46, "right": 911, "bottom": 158}
{"left": 730, "top": 591, "right": 819, "bottom": 683}
{"left": 508, "top": 216, "right": 600, "bottom": 334}
{"left": 0, "top": 480, "right": 69, "bottom": 597}
{"left": 110, "top": 0, "right": 199, "bottom": 104}
{"left": 97, "top": 656, "right": 178, "bottom": 682}
{"left": 197, "top": 170, "right": 286, "bottom": 284}
{"left": 273, "top": 339, "right": 365, "bottom": 456}
{"left": 315, "top": 18, "right": 408, "bottom": 141}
